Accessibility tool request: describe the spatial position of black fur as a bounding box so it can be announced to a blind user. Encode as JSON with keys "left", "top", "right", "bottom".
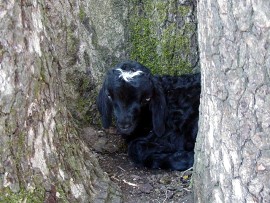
{"left": 97, "top": 61, "right": 201, "bottom": 170}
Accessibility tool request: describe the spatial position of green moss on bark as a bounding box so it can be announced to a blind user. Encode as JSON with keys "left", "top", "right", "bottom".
{"left": 65, "top": 71, "right": 101, "bottom": 127}
{"left": 0, "top": 187, "right": 45, "bottom": 203}
{"left": 128, "top": 0, "right": 195, "bottom": 75}
{"left": 79, "top": 7, "right": 87, "bottom": 22}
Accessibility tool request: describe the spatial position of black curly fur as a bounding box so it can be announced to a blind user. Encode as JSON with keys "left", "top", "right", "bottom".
{"left": 97, "top": 61, "right": 201, "bottom": 170}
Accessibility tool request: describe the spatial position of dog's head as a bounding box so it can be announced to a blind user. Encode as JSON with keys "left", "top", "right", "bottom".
{"left": 97, "top": 61, "right": 166, "bottom": 136}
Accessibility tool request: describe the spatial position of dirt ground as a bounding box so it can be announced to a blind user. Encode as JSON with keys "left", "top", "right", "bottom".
{"left": 82, "top": 127, "right": 194, "bottom": 203}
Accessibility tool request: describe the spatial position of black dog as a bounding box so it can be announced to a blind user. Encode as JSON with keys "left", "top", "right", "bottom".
{"left": 97, "top": 61, "right": 200, "bottom": 170}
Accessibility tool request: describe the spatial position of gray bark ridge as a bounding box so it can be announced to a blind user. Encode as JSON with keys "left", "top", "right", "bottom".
{"left": 194, "top": 0, "right": 270, "bottom": 203}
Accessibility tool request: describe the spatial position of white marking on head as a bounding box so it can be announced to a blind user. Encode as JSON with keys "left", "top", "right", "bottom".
{"left": 116, "top": 68, "right": 143, "bottom": 82}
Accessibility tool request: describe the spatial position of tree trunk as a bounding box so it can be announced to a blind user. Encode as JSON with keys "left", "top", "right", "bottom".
{"left": 194, "top": 0, "right": 270, "bottom": 202}
{"left": 0, "top": 0, "right": 126, "bottom": 202}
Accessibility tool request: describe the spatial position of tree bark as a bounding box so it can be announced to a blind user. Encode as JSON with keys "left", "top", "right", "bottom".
{"left": 128, "top": 0, "right": 199, "bottom": 75}
{"left": 194, "top": 0, "right": 270, "bottom": 202}
{"left": 0, "top": 0, "right": 126, "bottom": 202}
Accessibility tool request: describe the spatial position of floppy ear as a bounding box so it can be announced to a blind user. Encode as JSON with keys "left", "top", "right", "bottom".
{"left": 97, "top": 82, "right": 112, "bottom": 129}
{"left": 150, "top": 78, "right": 167, "bottom": 137}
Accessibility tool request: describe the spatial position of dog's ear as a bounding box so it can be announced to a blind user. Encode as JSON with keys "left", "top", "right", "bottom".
{"left": 97, "top": 80, "right": 112, "bottom": 129}
{"left": 150, "top": 77, "right": 167, "bottom": 137}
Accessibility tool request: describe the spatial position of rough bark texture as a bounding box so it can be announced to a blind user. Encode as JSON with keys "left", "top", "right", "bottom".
{"left": 0, "top": 0, "right": 126, "bottom": 202}
{"left": 194, "top": 0, "right": 270, "bottom": 202}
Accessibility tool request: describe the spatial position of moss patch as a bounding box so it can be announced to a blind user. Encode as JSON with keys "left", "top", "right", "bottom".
{"left": 79, "top": 7, "right": 87, "bottom": 22}
{"left": 66, "top": 25, "right": 80, "bottom": 66}
{"left": 65, "top": 71, "right": 101, "bottom": 127}
{"left": 128, "top": 0, "right": 196, "bottom": 75}
{"left": 0, "top": 187, "right": 45, "bottom": 203}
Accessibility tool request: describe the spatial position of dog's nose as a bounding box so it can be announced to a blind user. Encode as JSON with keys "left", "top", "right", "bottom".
{"left": 119, "top": 123, "right": 131, "bottom": 130}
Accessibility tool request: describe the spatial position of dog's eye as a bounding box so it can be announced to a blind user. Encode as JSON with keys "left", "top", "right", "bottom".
{"left": 106, "top": 90, "right": 112, "bottom": 100}
{"left": 107, "top": 94, "right": 112, "bottom": 100}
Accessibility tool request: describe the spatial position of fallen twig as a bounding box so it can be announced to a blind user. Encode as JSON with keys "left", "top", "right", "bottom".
{"left": 162, "top": 190, "right": 169, "bottom": 203}
{"left": 111, "top": 175, "right": 120, "bottom": 182}
{"left": 117, "top": 166, "right": 126, "bottom": 172}
{"left": 123, "top": 179, "right": 138, "bottom": 187}
{"left": 181, "top": 167, "right": 193, "bottom": 175}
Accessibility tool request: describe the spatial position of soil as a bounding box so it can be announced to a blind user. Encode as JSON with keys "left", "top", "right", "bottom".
{"left": 82, "top": 127, "right": 194, "bottom": 203}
